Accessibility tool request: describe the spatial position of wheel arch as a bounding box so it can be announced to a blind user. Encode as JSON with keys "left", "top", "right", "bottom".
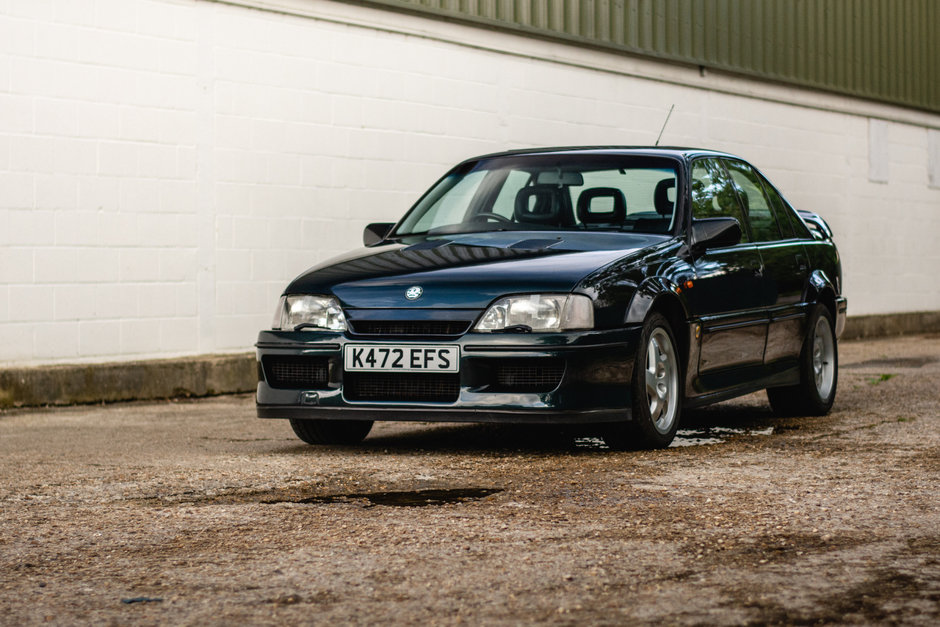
{"left": 806, "top": 270, "right": 838, "bottom": 326}
{"left": 625, "top": 279, "right": 690, "bottom": 365}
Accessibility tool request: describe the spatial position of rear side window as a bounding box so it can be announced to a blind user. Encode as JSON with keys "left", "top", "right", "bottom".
{"left": 691, "top": 158, "right": 750, "bottom": 243}
{"left": 762, "top": 181, "right": 813, "bottom": 239}
{"left": 760, "top": 178, "right": 794, "bottom": 239}
{"left": 724, "top": 159, "right": 782, "bottom": 242}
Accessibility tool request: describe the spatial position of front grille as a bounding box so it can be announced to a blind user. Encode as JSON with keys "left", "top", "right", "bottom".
{"left": 344, "top": 373, "right": 459, "bottom": 403}
{"left": 263, "top": 356, "right": 330, "bottom": 389}
{"left": 349, "top": 320, "right": 471, "bottom": 336}
{"left": 492, "top": 359, "right": 565, "bottom": 392}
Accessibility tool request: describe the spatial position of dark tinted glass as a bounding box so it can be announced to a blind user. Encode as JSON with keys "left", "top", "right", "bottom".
{"left": 691, "top": 158, "right": 749, "bottom": 243}
{"left": 759, "top": 176, "right": 794, "bottom": 238}
{"left": 724, "top": 159, "right": 782, "bottom": 242}
{"left": 760, "top": 175, "right": 813, "bottom": 239}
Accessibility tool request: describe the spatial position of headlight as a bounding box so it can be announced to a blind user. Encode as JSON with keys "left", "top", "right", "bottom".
{"left": 272, "top": 295, "right": 347, "bottom": 331}
{"left": 474, "top": 294, "right": 594, "bottom": 332}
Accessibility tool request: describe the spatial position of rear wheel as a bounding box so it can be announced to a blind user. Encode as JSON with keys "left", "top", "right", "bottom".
{"left": 603, "top": 312, "right": 682, "bottom": 450}
{"left": 289, "top": 418, "right": 373, "bottom": 445}
{"left": 767, "top": 305, "right": 838, "bottom": 416}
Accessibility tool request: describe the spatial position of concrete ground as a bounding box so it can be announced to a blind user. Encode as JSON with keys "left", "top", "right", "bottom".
{"left": 0, "top": 334, "right": 937, "bottom": 625}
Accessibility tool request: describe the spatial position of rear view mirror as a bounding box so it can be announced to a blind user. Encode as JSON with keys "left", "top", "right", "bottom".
{"left": 690, "top": 217, "right": 742, "bottom": 252}
{"left": 363, "top": 222, "right": 394, "bottom": 246}
{"left": 536, "top": 170, "right": 584, "bottom": 186}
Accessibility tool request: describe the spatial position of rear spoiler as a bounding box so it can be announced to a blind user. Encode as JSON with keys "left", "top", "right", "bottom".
{"left": 797, "top": 210, "right": 834, "bottom": 241}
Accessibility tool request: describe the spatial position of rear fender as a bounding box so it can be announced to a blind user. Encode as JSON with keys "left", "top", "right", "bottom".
{"left": 805, "top": 270, "right": 838, "bottom": 326}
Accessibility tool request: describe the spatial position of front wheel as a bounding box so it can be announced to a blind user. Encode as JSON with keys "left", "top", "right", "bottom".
{"left": 603, "top": 313, "right": 682, "bottom": 450}
{"left": 289, "top": 418, "right": 373, "bottom": 445}
{"left": 767, "top": 305, "right": 838, "bottom": 416}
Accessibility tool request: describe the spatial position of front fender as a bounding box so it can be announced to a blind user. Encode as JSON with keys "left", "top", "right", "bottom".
{"left": 624, "top": 278, "right": 689, "bottom": 325}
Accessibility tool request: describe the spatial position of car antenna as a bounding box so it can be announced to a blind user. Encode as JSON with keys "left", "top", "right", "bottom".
{"left": 655, "top": 104, "right": 675, "bottom": 147}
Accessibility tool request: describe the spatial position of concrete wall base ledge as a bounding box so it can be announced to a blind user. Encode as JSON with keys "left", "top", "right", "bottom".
{"left": 1, "top": 312, "right": 937, "bottom": 409}
{"left": 0, "top": 354, "right": 256, "bottom": 409}
{"left": 839, "top": 311, "right": 940, "bottom": 340}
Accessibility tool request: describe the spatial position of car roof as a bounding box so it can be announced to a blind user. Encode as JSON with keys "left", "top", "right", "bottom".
{"left": 462, "top": 146, "right": 739, "bottom": 163}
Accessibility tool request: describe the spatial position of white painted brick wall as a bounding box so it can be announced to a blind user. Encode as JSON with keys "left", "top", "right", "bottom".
{"left": 0, "top": 0, "right": 938, "bottom": 366}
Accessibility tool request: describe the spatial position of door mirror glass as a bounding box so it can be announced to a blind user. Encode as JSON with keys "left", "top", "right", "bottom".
{"left": 691, "top": 217, "right": 742, "bottom": 252}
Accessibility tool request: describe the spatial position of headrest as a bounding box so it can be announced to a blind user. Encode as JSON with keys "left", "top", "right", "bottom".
{"left": 514, "top": 186, "right": 562, "bottom": 224}
{"left": 577, "top": 187, "right": 626, "bottom": 224}
{"left": 654, "top": 178, "right": 676, "bottom": 216}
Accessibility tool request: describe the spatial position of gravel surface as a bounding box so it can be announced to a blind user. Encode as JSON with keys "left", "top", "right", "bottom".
{"left": 1, "top": 334, "right": 938, "bottom": 625}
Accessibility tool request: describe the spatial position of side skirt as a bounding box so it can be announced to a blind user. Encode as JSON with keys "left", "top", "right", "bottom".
{"left": 684, "top": 362, "right": 800, "bottom": 409}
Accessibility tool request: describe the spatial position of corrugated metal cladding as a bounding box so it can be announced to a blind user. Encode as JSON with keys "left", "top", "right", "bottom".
{"left": 357, "top": 0, "right": 939, "bottom": 114}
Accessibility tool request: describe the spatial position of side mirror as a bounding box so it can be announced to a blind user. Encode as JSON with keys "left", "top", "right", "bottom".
{"left": 363, "top": 222, "right": 395, "bottom": 246}
{"left": 690, "top": 217, "right": 742, "bottom": 253}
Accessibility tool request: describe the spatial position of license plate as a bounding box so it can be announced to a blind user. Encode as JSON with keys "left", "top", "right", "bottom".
{"left": 344, "top": 344, "right": 460, "bottom": 373}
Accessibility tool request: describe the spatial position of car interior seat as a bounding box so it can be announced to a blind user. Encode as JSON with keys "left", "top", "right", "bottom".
{"left": 576, "top": 187, "right": 626, "bottom": 226}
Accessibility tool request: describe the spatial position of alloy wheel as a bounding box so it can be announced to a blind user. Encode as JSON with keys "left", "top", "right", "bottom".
{"left": 645, "top": 327, "right": 679, "bottom": 434}
{"left": 812, "top": 316, "right": 836, "bottom": 399}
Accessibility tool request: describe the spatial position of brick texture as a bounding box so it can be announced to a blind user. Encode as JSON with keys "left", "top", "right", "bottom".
{"left": 0, "top": 0, "right": 938, "bottom": 365}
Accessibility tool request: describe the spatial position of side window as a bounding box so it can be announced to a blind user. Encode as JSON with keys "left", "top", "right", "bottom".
{"left": 761, "top": 179, "right": 812, "bottom": 239}
{"left": 691, "top": 158, "right": 749, "bottom": 243}
{"left": 787, "top": 207, "right": 813, "bottom": 239}
{"left": 724, "top": 160, "right": 782, "bottom": 242}
{"left": 760, "top": 178, "right": 794, "bottom": 238}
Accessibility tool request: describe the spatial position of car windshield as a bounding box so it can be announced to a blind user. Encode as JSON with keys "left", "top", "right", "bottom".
{"left": 393, "top": 154, "right": 680, "bottom": 237}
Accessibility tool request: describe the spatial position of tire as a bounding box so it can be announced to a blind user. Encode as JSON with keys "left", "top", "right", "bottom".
{"left": 603, "top": 312, "right": 683, "bottom": 450}
{"left": 767, "top": 304, "right": 838, "bottom": 416}
{"left": 289, "top": 418, "right": 373, "bottom": 445}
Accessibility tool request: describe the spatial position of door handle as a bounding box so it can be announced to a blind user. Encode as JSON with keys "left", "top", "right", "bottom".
{"left": 795, "top": 254, "right": 808, "bottom": 272}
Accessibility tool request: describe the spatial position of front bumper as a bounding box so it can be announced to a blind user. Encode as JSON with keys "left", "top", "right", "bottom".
{"left": 835, "top": 296, "right": 848, "bottom": 339}
{"left": 255, "top": 327, "right": 640, "bottom": 424}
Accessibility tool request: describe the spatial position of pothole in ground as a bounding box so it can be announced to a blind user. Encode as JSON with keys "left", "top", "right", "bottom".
{"left": 136, "top": 487, "right": 504, "bottom": 508}
{"left": 264, "top": 487, "right": 502, "bottom": 507}
{"left": 573, "top": 426, "right": 774, "bottom": 450}
{"left": 671, "top": 426, "right": 774, "bottom": 447}
{"left": 843, "top": 356, "right": 938, "bottom": 369}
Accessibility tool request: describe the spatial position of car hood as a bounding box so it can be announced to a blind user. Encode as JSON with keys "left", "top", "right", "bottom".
{"left": 286, "top": 231, "right": 667, "bottom": 309}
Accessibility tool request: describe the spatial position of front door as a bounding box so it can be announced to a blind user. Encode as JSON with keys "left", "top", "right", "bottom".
{"left": 685, "top": 158, "right": 768, "bottom": 387}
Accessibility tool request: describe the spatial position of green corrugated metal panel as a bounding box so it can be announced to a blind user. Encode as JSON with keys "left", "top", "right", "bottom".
{"left": 356, "top": 0, "right": 939, "bottom": 113}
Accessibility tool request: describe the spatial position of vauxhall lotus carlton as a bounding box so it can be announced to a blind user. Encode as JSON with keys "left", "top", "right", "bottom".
{"left": 256, "top": 148, "right": 846, "bottom": 449}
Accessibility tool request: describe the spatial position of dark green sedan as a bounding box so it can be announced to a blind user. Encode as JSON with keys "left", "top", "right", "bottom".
{"left": 256, "top": 147, "right": 846, "bottom": 449}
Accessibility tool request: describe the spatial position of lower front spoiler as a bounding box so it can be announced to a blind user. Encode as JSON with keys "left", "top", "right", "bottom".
{"left": 257, "top": 404, "right": 630, "bottom": 425}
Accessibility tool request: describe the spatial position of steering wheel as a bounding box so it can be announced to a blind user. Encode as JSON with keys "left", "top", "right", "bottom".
{"left": 471, "top": 212, "right": 513, "bottom": 224}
